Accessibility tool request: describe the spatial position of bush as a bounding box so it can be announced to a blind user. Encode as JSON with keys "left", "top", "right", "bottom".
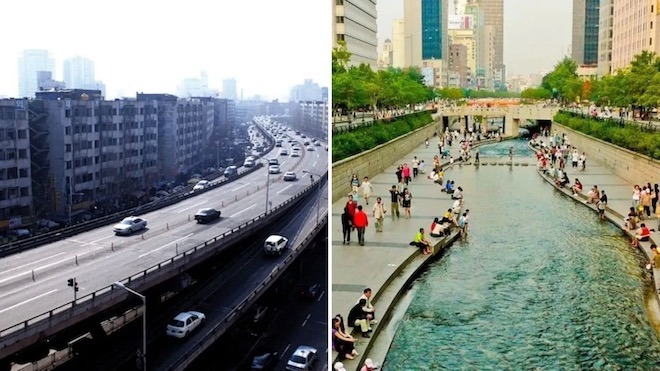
{"left": 332, "top": 112, "right": 434, "bottom": 162}
{"left": 554, "top": 112, "right": 660, "bottom": 160}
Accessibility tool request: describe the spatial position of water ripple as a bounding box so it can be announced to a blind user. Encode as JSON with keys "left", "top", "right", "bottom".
{"left": 384, "top": 141, "right": 660, "bottom": 370}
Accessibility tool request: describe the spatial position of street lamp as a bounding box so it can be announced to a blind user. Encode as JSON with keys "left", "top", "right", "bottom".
{"left": 114, "top": 282, "right": 146, "bottom": 371}
{"left": 302, "top": 170, "right": 325, "bottom": 228}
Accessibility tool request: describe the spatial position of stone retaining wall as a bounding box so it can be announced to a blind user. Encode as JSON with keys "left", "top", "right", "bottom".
{"left": 332, "top": 120, "right": 442, "bottom": 202}
{"left": 552, "top": 123, "right": 660, "bottom": 186}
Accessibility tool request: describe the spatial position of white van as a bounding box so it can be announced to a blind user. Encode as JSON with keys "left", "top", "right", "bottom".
{"left": 264, "top": 235, "right": 288, "bottom": 256}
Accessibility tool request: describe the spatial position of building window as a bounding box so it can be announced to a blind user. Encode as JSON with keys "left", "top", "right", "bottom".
{"left": 18, "top": 149, "right": 27, "bottom": 159}
{"left": 66, "top": 144, "right": 72, "bottom": 152}
{"left": 65, "top": 109, "right": 71, "bottom": 118}
{"left": 19, "top": 168, "right": 28, "bottom": 178}
{"left": 20, "top": 187, "right": 29, "bottom": 197}
{"left": 65, "top": 127, "right": 71, "bottom": 135}
{"left": 17, "top": 129, "right": 26, "bottom": 139}
{"left": 66, "top": 161, "right": 72, "bottom": 170}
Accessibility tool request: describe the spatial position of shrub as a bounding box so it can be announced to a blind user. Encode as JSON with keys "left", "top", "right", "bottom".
{"left": 332, "top": 112, "right": 434, "bottom": 162}
{"left": 554, "top": 112, "right": 660, "bottom": 160}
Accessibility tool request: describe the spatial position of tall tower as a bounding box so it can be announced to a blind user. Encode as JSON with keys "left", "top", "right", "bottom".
{"left": 63, "top": 56, "right": 96, "bottom": 89}
{"left": 18, "top": 49, "right": 55, "bottom": 98}
{"left": 475, "top": 0, "right": 503, "bottom": 79}
{"left": 597, "top": 0, "right": 613, "bottom": 76}
{"left": 222, "top": 78, "right": 237, "bottom": 100}
{"left": 332, "top": 0, "right": 378, "bottom": 67}
{"left": 572, "top": 0, "right": 600, "bottom": 65}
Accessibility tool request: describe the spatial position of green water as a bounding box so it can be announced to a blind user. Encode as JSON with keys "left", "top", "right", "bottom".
{"left": 384, "top": 141, "right": 660, "bottom": 370}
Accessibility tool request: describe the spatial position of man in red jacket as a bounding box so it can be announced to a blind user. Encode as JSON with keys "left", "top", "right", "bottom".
{"left": 353, "top": 205, "right": 369, "bottom": 246}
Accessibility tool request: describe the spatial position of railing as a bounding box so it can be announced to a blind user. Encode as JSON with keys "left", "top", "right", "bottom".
{"left": 0, "top": 120, "right": 277, "bottom": 258}
{"left": 167, "top": 213, "right": 329, "bottom": 371}
{"left": 0, "top": 170, "right": 328, "bottom": 358}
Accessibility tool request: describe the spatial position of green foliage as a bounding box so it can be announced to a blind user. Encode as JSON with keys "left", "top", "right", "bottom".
{"left": 542, "top": 57, "right": 583, "bottom": 103}
{"left": 554, "top": 112, "right": 660, "bottom": 160}
{"left": 332, "top": 112, "right": 434, "bottom": 162}
{"left": 521, "top": 87, "right": 552, "bottom": 100}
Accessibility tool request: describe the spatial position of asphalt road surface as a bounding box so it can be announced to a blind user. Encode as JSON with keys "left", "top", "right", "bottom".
{"left": 0, "top": 122, "right": 328, "bottom": 338}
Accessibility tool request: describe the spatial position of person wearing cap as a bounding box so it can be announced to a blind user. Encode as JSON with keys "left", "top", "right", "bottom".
{"left": 651, "top": 244, "right": 660, "bottom": 269}
{"left": 360, "top": 358, "right": 379, "bottom": 371}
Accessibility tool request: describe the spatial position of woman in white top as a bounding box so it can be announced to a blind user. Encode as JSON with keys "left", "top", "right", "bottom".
{"left": 632, "top": 185, "right": 641, "bottom": 208}
{"left": 361, "top": 177, "right": 373, "bottom": 205}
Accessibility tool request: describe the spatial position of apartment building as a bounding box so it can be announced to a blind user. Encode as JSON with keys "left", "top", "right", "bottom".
{"left": 0, "top": 99, "right": 32, "bottom": 226}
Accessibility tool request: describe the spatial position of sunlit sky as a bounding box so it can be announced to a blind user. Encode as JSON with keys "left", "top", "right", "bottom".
{"left": 377, "top": 0, "right": 573, "bottom": 77}
{"left": 0, "top": 0, "right": 330, "bottom": 101}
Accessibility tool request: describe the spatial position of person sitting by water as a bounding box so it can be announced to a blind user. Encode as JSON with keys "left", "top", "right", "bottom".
{"left": 410, "top": 228, "right": 432, "bottom": 255}
{"left": 625, "top": 207, "right": 639, "bottom": 230}
{"left": 572, "top": 178, "right": 583, "bottom": 196}
{"left": 443, "top": 180, "right": 455, "bottom": 194}
{"left": 430, "top": 218, "right": 451, "bottom": 237}
{"left": 451, "top": 186, "right": 463, "bottom": 200}
{"left": 440, "top": 209, "right": 454, "bottom": 224}
{"left": 452, "top": 199, "right": 463, "bottom": 215}
{"left": 427, "top": 170, "right": 443, "bottom": 185}
{"left": 631, "top": 223, "right": 651, "bottom": 248}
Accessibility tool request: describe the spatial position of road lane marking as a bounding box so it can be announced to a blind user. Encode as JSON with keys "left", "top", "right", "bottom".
{"left": 175, "top": 201, "right": 207, "bottom": 213}
{"left": 81, "top": 235, "right": 114, "bottom": 246}
{"left": 0, "top": 289, "right": 58, "bottom": 314}
{"left": 301, "top": 313, "right": 311, "bottom": 327}
{"left": 138, "top": 233, "right": 194, "bottom": 258}
{"left": 312, "top": 161, "right": 317, "bottom": 168}
{"left": 0, "top": 255, "right": 75, "bottom": 285}
{"left": 277, "top": 185, "right": 293, "bottom": 194}
{"left": 1, "top": 252, "right": 67, "bottom": 275}
{"left": 317, "top": 291, "right": 325, "bottom": 302}
{"left": 229, "top": 204, "right": 257, "bottom": 218}
{"left": 231, "top": 183, "right": 249, "bottom": 191}
{"left": 280, "top": 344, "right": 291, "bottom": 359}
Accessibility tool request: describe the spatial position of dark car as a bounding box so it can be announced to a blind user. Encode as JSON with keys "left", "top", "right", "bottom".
{"left": 251, "top": 351, "right": 278, "bottom": 370}
{"left": 194, "top": 208, "right": 221, "bottom": 223}
{"left": 300, "top": 284, "right": 322, "bottom": 301}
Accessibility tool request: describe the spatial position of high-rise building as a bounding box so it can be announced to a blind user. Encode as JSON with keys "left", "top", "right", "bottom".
{"left": 404, "top": 0, "right": 449, "bottom": 86}
{"left": 0, "top": 99, "right": 33, "bottom": 224}
{"left": 465, "top": 1, "right": 484, "bottom": 80}
{"left": 222, "top": 78, "right": 237, "bottom": 100}
{"left": 178, "top": 71, "right": 219, "bottom": 98}
{"left": 63, "top": 57, "right": 95, "bottom": 89}
{"left": 597, "top": 0, "right": 614, "bottom": 76}
{"left": 392, "top": 19, "right": 406, "bottom": 68}
{"left": 332, "top": 0, "right": 378, "bottom": 67}
{"left": 448, "top": 44, "right": 468, "bottom": 87}
{"left": 610, "top": 0, "right": 658, "bottom": 72}
{"left": 18, "top": 50, "right": 56, "bottom": 98}
{"left": 449, "top": 29, "right": 476, "bottom": 86}
{"left": 289, "top": 79, "right": 322, "bottom": 102}
{"left": 572, "top": 0, "right": 600, "bottom": 65}
{"left": 378, "top": 39, "right": 394, "bottom": 68}
{"left": 475, "top": 0, "right": 504, "bottom": 80}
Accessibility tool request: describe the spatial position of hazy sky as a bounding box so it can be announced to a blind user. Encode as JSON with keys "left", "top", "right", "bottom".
{"left": 377, "top": 0, "right": 573, "bottom": 77}
{"left": 0, "top": 0, "right": 330, "bottom": 101}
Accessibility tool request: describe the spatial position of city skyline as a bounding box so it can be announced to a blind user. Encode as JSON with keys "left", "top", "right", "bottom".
{"left": 376, "top": 0, "right": 572, "bottom": 78}
{"left": 0, "top": 0, "right": 329, "bottom": 101}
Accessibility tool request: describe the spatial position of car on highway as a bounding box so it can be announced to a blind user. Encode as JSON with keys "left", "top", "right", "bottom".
{"left": 166, "top": 311, "right": 206, "bottom": 338}
{"left": 244, "top": 159, "right": 255, "bottom": 167}
{"left": 285, "top": 345, "right": 317, "bottom": 370}
{"left": 268, "top": 158, "right": 279, "bottom": 166}
{"left": 279, "top": 149, "right": 289, "bottom": 156}
{"left": 290, "top": 151, "right": 300, "bottom": 158}
{"left": 224, "top": 166, "right": 238, "bottom": 177}
{"left": 251, "top": 351, "right": 278, "bottom": 370}
{"left": 112, "top": 217, "right": 147, "bottom": 235}
{"left": 268, "top": 164, "right": 280, "bottom": 174}
{"left": 303, "top": 141, "right": 310, "bottom": 146}
{"left": 314, "top": 141, "right": 321, "bottom": 146}
{"left": 264, "top": 235, "right": 288, "bottom": 256}
{"left": 283, "top": 172, "right": 297, "bottom": 181}
{"left": 306, "top": 146, "right": 315, "bottom": 151}
{"left": 194, "top": 208, "right": 221, "bottom": 223}
{"left": 193, "top": 180, "right": 210, "bottom": 191}
{"left": 300, "top": 283, "right": 322, "bottom": 301}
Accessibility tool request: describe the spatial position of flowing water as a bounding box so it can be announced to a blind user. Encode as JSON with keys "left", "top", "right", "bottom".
{"left": 383, "top": 140, "right": 660, "bottom": 370}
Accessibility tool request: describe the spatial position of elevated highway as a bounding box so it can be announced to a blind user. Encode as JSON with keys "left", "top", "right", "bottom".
{"left": 0, "top": 118, "right": 328, "bottom": 362}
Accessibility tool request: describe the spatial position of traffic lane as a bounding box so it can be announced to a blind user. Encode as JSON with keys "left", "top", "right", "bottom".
{"left": 0, "top": 177, "right": 317, "bottom": 294}
{"left": 148, "top": 192, "right": 322, "bottom": 370}
{"left": 0, "top": 184, "right": 326, "bottom": 330}
{"left": 257, "top": 239, "right": 328, "bottom": 371}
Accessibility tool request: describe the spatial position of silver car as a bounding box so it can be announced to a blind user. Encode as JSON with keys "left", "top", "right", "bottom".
{"left": 112, "top": 217, "right": 147, "bottom": 235}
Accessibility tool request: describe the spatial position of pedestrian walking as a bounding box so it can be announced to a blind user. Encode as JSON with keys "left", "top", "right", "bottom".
{"left": 361, "top": 177, "right": 373, "bottom": 205}
{"left": 372, "top": 197, "right": 386, "bottom": 232}
{"left": 412, "top": 156, "right": 420, "bottom": 178}
{"left": 350, "top": 174, "right": 359, "bottom": 194}
{"left": 389, "top": 185, "right": 401, "bottom": 220}
{"left": 353, "top": 205, "right": 368, "bottom": 246}
{"left": 425, "top": 138, "right": 429, "bottom": 148}
{"left": 341, "top": 207, "right": 352, "bottom": 245}
{"left": 401, "top": 188, "right": 412, "bottom": 219}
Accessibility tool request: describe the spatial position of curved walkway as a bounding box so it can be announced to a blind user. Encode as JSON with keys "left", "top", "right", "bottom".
{"left": 332, "top": 134, "right": 659, "bottom": 371}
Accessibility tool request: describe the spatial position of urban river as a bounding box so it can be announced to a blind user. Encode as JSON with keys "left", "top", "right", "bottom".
{"left": 383, "top": 140, "right": 660, "bottom": 369}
